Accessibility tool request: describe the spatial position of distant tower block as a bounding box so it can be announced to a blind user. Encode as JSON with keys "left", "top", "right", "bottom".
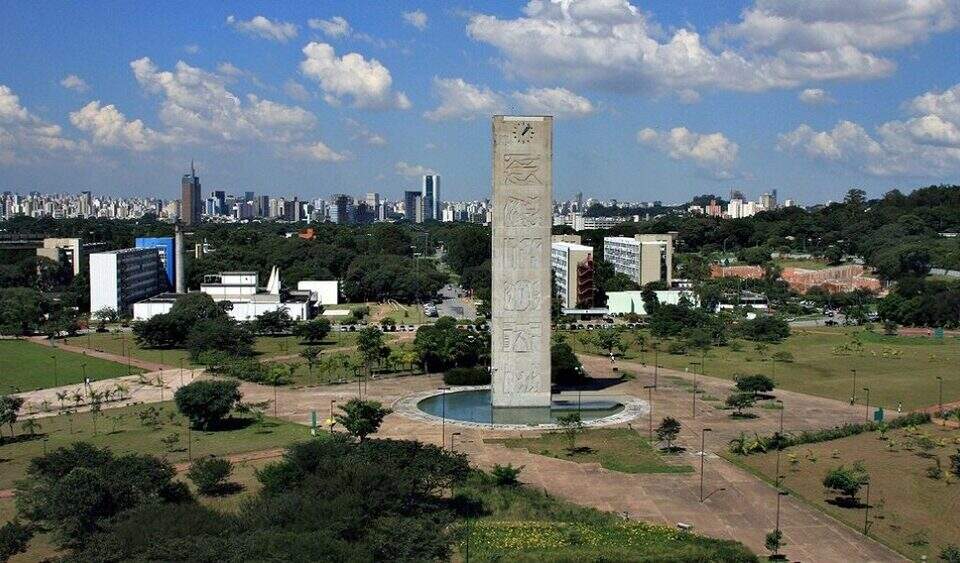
{"left": 490, "top": 115, "right": 553, "bottom": 408}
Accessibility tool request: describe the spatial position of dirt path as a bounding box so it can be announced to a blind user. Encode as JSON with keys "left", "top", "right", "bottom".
{"left": 29, "top": 336, "right": 169, "bottom": 371}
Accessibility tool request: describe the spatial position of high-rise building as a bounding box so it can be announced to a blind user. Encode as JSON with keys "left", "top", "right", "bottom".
{"left": 212, "top": 190, "right": 226, "bottom": 215}
{"left": 257, "top": 195, "right": 269, "bottom": 217}
{"left": 421, "top": 174, "right": 440, "bottom": 221}
{"left": 89, "top": 247, "right": 165, "bottom": 315}
{"left": 603, "top": 233, "right": 676, "bottom": 287}
{"left": 365, "top": 192, "right": 379, "bottom": 209}
{"left": 403, "top": 190, "right": 422, "bottom": 222}
{"left": 244, "top": 191, "right": 255, "bottom": 204}
{"left": 551, "top": 235, "right": 595, "bottom": 309}
{"left": 180, "top": 161, "right": 202, "bottom": 225}
{"left": 328, "top": 194, "right": 354, "bottom": 224}
{"left": 135, "top": 237, "right": 175, "bottom": 288}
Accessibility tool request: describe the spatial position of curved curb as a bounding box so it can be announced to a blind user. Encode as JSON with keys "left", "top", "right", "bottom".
{"left": 392, "top": 385, "right": 649, "bottom": 430}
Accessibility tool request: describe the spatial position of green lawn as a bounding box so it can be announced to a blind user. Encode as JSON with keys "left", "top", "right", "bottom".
{"left": 0, "top": 340, "right": 143, "bottom": 394}
{"left": 569, "top": 327, "right": 960, "bottom": 410}
{"left": 773, "top": 258, "right": 832, "bottom": 270}
{"left": 62, "top": 331, "right": 364, "bottom": 367}
{"left": 486, "top": 427, "right": 693, "bottom": 474}
{"left": 0, "top": 401, "right": 310, "bottom": 490}
{"left": 725, "top": 423, "right": 960, "bottom": 561}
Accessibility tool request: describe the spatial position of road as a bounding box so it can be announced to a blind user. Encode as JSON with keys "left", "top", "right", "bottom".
{"left": 435, "top": 284, "right": 477, "bottom": 320}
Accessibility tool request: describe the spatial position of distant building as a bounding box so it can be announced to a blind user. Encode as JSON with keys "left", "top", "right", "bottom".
{"left": 90, "top": 247, "right": 165, "bottom": 315}
{"left": 551, "top": 236, "right": 595, "bottom": 308}
{"left": 603, "top": 233, "right": 676, "bottom": 287}
{"left": 36, "top": 237, "right": 93, "bottom": 276}
{"left": 135, "top": 237, "right": 175, "bottom": 288}
{"left": 328, "top": 194, "right": 353, "bottom": 224}
{"left": 297, "top": 280, "right": 339, "bottom": 305}
{"left": 606, "top": 289, "right": 698, "bottom": 315}
{"left": 404, "top": 190, "right": 422, "bottom": 222}
{"left": 422, "top": 174, "right": 440, "bottom": 221}
{"left": 180, "top": 161, "right": 202, "bottom": 226}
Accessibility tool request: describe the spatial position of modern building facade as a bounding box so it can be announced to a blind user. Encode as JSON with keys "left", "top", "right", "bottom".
{"left": 550, "top": 235, "right": 595, "bottom": 309}
{"left": 181, "top": 161, "right": 202, "bottom": 226}
{"left": 328, "top": 194, "right": 353, "bottom": 224}
{"left": 135, "top": 237, "right": 175, "bottom": 288}
{"left": 421, "top": 174, "right": 440, "bottom": 221}
{"left": 90, "top": 247, "right": 165, "bottom": 315}
{"left": 603, "top": 233, "right": 676, "bottom": 287}
{"left": 403, "top": 190, "right": 422, "bottom": 222}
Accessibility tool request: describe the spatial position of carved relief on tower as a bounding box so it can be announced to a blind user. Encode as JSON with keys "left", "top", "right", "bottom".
{"left": 503, "top": 195, "right": 542, "bottom": 227}
{"left": 502, "top": 279, "right": 542, "bottom": 312}
{"left": 503, "top": 154, "right": 542, "bottom": 186}
{"left": 502, "top": 236, "right": 544, "bottom": 269}
{"left": 500, "top": 321, "right": 542, "bottom": 353}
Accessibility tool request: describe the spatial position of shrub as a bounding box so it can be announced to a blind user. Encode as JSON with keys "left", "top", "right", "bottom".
{"left": 823, "top": 462, "right": 869, "bottom": 503}
{"left": 551, "top": 340, "right": 584, "bottom": 385}
{"left": 0, "top": 521, "right": 33, "bottom": 561}
{"left": 726, "top": 392, "right": 757, "bottom": 416}
{"left": 734, "top": 374, "right": 775, "bottom": 396}
{"left": 187, "top": 457, "right": 233, "bottom": 496}
{"left": 174, "top": 379, "right": 242, "bottom": 430}
{"left": 334, "top": 399, "right": 391, "bottom": 442}
{"left": 941, "top": 544, "right": 960, "bottom": 563}
{"left": 491, "top": 463, "right": 523, "bottom": 486}
{"left": 667, "top": 341, "right": 687, "bottom": 355}
{"left": 656, "top": 417, "right": 681, "bottom": 451}
{"left": 443, "top": 367, "right": 490, "bottom": 386}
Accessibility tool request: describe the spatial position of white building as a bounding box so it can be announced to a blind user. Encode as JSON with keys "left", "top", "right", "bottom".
{"left": 606, "top": 289, "right": 698, "bottom": 315}
{"left": 90, "top": 248, "right": 165, "bottom": 315}
{"left": 296, "top": 280, "right": 339, "bottom": 305}
{"left": 133, "top": 267, "right": 314, "bottom": 322}
{"left": 551, "top": 236, "right": 594, "bottom": 309}
{"left": 602, "top": 233, "right": 676, "bottom": 287}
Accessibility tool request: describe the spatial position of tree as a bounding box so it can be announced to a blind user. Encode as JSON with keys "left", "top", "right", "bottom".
{"left": 0, "top": 288, "right": 46, "bottom": 336}
{"left": 734, "top": 374, "right": 776, "bottom": 397}
{"left": 823, "top": 462, "right": 869, "bottom": 504}
{"left": 738, "top": 316, "right": 790, "bottom": 342}
{"left": 174, "top": 380, "right": 242, "bottom": 430}
{"left": 941, "top": 544, "right": 960, "bottom": 563}
{"left": 824, "top": 246, "right": 843, "bottom": 265}
{"left": 14, "top": 442, "right": 181, "bottom": 547}
{"left": 656, "top": 417, "right": 681, "bottom": 451}
{"left": 299, "top": 346, "right": 322, "bottom": 378}
{"left": 20, "top": 418, "right": 41, "bottom": 437}
{"left": 334, "top": 399, "right": 391, "bottom": 442}
{"left": 186, "top": 457, "right": 233, "bottom": 496}
{"left": 725, "top": 392, "right": 757, "bottom": 416}
{"left": 413, "top": 317, "right": 482, "bottom": 372}
{"left": 592, "top": 327, "right": 624, "bottom": 356}
{"left": 556, "top": 412, "right": 584, "bottom": 453}
{"left": 949, "top": 449, "right": 960, "bottom": 479}
{"left": 295, "top": 317, "right": 332, "bottom": 343}
{"left": 765, "top": 529, "right": 785, "bottom": 559}
{"left": 551, "top": 340, "right": 585, "bottom": 385}
{"left": 357, "top": 326, "right": 386, "bottom": 373}
{"left": 0, "top": 396, "right": 25, "bottom": 441}
{"left": 0, "top": 521, "right": 33, "bottom": 561}
{"left": 491, "top": 463, "right": 523, "bottom": 486}
{"left": 253, "top": 308, "right": 294, "bottom": 336}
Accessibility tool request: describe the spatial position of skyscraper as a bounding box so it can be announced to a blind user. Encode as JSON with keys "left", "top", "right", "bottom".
{"left": 180, "top": 161, "right": 202, "bottom": 226}
{"left": 421, "top": 174, "right": 440, "bottom": 221}
{"left": 328, "top": 194, "right": 354, "bottom": 224}
{"left": 212, "top": 190, "right": 226, "bottom": 215}
{"left": 403, "top": 190, "right": 421, "bottom": 222}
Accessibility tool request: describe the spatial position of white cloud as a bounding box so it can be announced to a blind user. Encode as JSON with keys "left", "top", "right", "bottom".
{"left": 0, "top": 84, "right": 85, "bottom": 163}
{"left": 637, "top": 126, "right": 739, "bottom": 177}
{"left": 424, "top": 78, "right": 595, "bottom": 120}
{"left": 345, "top": 118, "right": 387, "bottom": 146}
{"left": 226, "top": 15, "right": 298, "bottom": 42}
{"left": 396, "top": 160, "right": 435, "bottom": 177}
{"left": 183, "top": 44, "right": 201, "bottom": 54}
{"left": 287, "top": 140, "right": 348, "bottom": 162}
{"left": 216, "top": 62, "right": 245, "bottom": 78}
{"left": 308, "top": 16, "right": 351, "bottom": 38}
{"left": 403, "top": 10, "right": 429, "bottom": 30}
{"left": 424, "top": 78, "right": 504, "bottom": 121}
{"left": 69, "top": 101, "right": 167, "bottom": 151}
{"left": 131, "top": 57, "right": 316, "bottom": 144}
{"left": 512, "top": 87, "right": 595, "bottom": 117}
{"left": 60, "top": 74, "right": 89, "bottom": 93}
{"left": 467, "top": 0, "right": 956, "bottom": 97}
{"left": 798, "top": 88, "right": 835, "bottom": 105}
{"left": 779, "top": 82, "right": 960, "bottom": 175}
{"left": 284, "top": 80, "right": 311, "bottom": 102}
{"left": 300, "top": 42, "right": 410, "bottom": 110}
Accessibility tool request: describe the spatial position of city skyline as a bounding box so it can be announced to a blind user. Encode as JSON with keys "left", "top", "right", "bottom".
{"left": 1, "top": 1, "right": 960, "bottom": 201}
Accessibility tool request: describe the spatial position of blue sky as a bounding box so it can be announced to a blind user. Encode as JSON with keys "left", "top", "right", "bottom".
{"left": 1, "top": 0, "right": 959, "bottom": 204}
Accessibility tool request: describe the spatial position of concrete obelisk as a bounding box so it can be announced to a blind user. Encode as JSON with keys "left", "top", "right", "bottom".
{"left": 491, "top": 115, "right": 552, "bottom": 408}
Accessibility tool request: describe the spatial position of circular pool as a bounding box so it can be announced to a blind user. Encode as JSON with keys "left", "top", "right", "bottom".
{"left": 394, "top": 386, "right": 647, "bottom": 429}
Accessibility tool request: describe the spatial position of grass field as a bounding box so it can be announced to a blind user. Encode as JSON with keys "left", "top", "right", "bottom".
{"left": 569, "top": 327, "right": 960, "bottom": 410}
{"left": 0, "top": 339, "right": 143, "bottom": 394}
{"left": 62, "top": 331, "right": 364, "bottom": 367}
{"left": 773, "top": 258, "right": 832, "bottom": 270}
{"left": 725, "top": 423, "right": 960, "bottom": 560}
{"left": 0, "top": 401, "right": 310, "bottom": 491}
{"left": 486, "top": 427, "right": 693, "bottom": 474}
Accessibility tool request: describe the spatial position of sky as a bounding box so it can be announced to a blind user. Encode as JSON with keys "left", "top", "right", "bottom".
{"left": 1, "top": 0, "right": 959, "bottom": 204}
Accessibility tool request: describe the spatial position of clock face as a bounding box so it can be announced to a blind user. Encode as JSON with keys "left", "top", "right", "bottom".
{"left": 512, "top": 121, "right": 535, "bottom": 143}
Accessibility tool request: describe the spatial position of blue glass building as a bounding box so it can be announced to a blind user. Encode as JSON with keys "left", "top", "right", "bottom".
{"left": 134, "top": 237, "right": 175, "bottom": 289}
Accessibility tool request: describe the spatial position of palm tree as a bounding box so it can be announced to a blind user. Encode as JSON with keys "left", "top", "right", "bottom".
{"left": 55, "top": 390, "right": 67, "bottom": 411}
{"left": 115, "top": 383, "right": 129, "bottom": 401}
{"left": 71, "top": 389, "right": 84, "bottom": 409}
{"left": 20, "top": 418, "right": 41, "bottom": 436}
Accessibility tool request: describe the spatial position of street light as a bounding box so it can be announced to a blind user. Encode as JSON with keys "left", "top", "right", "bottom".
{"left": 863, "top": 481, "right": 871, "bottom": 535}
{"left": 643, "top": 385, "right": 655, "bottom": 440}
{"left": 440, "top": 386, "right": 449, "bottom": 448}
{"left": 699, "top": 428, "right": 713, "bottom": 502}
{"left": 50, "top": 355, "right": 58, "bottom": 388}
{"left": 329, "top": 399, "right": 337, "bottom": 432}
{"left": 936, "top": 376, "right": 944, "bottom": 417}
{"left": 774, "top": 399, "right": 784, "bottom": 486}
{"left": 774, "top": 488, "right": 789, "bottom": 558}
{"left": 179, "top": 358, "right": 184, "bottom": 387}
{"left": 689, "top": 361, "right": 700, "bottom": 418}
{"left": 450, "top": 431, "right": 461, "bottom": 451}
{"left": 863, "top": 387, "right": 871, "bottom": 422}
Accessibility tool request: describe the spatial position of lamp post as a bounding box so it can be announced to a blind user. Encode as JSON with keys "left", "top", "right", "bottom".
{"left": 643, "top": 385, "right": 655, "bottom": 440}
{"left": 329, "top": 399, "right": 337, "bottom": 431}
{"left": 699, "top": 428, "right": 712, "bottom": 502}
{"left": 863, "top": 481, "right": 871, "bottom": 535}
{"left": 50, "top": 355, "right": 58, "bottom": 388}
{"left": 179, "top": 358, "right": 184, "bottom": 387}
{"left": 440, "top": 386, "right": 449, "bottom": 448}
{"left": 774, "top": 488, "right": 789, "bottom": 558}
{"left": 850, "top": 369, "right": 857, "bottom": 405}
{"left": 451, "top": 431, "right": 461, "bottom": 452}
{"left": 690, "top": 361, "right": 700, "bottom": 418}
{"left": 936, "top": 376, "right": 944, "bottom": 417}
{"left": 654, "top": 345, "right": 659, "bottom": 388}
{"left": 863, "top": 387, "right": 871, "bottom": 422}
{"left": 774, "top": 399, "right": 784, "bottom": 486}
